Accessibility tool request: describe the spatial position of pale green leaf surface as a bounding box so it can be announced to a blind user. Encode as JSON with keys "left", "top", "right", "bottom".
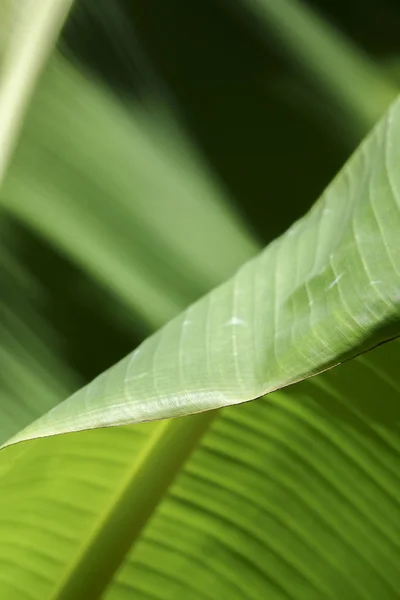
{"left": 0, "top": 52, "right": 257, "bottom": 442}
{"left": 1, "top": 5, "right": 399, "bottom": 600}
{"left": 109, "top": 342, "right": 400, "bottom": 600}
{"left": 0, "top": 340, "right": 399, "bottom": 599}
{"left": 0, "top": 0, "right": 73, "bottom": 184}
{"left": 4, "top": 96, "right": 400, "bottom": 447}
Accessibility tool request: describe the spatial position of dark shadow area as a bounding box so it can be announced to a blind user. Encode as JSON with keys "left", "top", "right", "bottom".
{"left": 288, "top": 338, "right": 400, "bottom": 434}
{"left": 60, "top": 0, "right": 348, "bottom": 246}
{"left": 11, "top": 220, "right": 144, "bottom": 382}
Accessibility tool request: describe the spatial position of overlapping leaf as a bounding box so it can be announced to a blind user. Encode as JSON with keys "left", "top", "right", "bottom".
{"left": 4, "top": 93, "right": 400, "bottom": 447}
{"left": 0, "top": 340, "right": 399, "bottom": 599}
{"left": 1, "top": 3, "right": 400, "bottom": 600}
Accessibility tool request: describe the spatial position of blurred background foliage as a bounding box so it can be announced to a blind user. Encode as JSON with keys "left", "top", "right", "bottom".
{"left": 1, "top": 0, "right": 400, "bottom": 441}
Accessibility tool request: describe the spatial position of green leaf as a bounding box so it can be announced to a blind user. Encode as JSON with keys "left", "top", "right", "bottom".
{"left": 104, "top": 341, "right": 400, "bottom": 600}
{"left": 4, "top": 94, "right": 400, "bottom": 447}
{"left": 0, "top": 0, "right": 73, "bottom": 184}
{"left": 1, "top": 7, "right": 399, "bottom": 600}
{"left": 0, "top": 340, "right": 399, "bottom": 599}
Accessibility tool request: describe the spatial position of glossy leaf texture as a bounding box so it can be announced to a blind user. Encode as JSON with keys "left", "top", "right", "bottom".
{"left": 4, "top": 93, "right": 400, "bottom": 447}
{"left": 0, "top": 340, "right": 399, "bottom": 599}
{"left": 1, "top": 3, "right": 400, "bottom": 599}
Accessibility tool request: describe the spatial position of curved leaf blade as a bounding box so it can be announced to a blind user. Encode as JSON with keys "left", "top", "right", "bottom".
{"left": 0, "top": 341, "right": 399, "bottom": 599}
{"left": 108, "top": 340, "right": 400, "bottom": 600}
{"left": 4, "top": 97, "right": 400, "bottom": 447}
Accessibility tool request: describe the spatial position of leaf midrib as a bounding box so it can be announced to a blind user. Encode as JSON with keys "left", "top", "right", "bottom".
{"left": 50, "top": 411, "right": 216, "bottom": 600}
